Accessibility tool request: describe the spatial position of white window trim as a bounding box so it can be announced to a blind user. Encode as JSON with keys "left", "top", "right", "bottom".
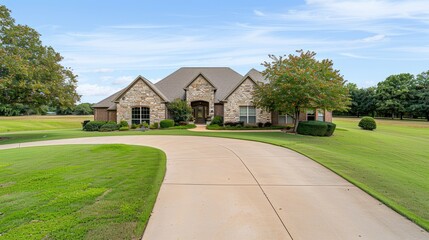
{"left": 239, "top": 106, "right": 256, "bottom": 124}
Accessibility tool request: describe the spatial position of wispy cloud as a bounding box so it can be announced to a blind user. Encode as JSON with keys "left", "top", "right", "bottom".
{"left": 253, "top": 10, "right": 265, "bottom": 17}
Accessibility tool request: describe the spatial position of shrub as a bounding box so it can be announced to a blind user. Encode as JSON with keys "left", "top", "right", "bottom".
{"left": 160, "top": 119, "right": 175, "bottom": 128}
{"left": 325, "top": 122, "right": 337, "bottom": 136}
{"left": 81, "top": 120, "right": 90, "bottom": 129}
{"left": 264, "top": 122, "right": 272, "bottom": 127}
{"left": 150, "top": 122, "right": 159, "bottom": 129}
{"left": 99, "top": 123, "right": 119, "bottom": 132}
{"left": 211, "top": 116, "right": 223, "bottom": 126}
{"left": 83, "top": 121, "right": 107, "bottom": 131}
{"left": 167, "top": 98, "right": 192, "bottom": 123}
{"left": 119, "top": 126, "right": 129, "bottom": 131}
{"left": 119, "top": 120, "right": 129, "bottom": 128}
{"left": 140, "top": 121, "right": 149, "bottom": 129}
{"left": 178, "top": 121, "right": 188, "bottom": 126}
{"left": 257, "top": 122, "right": 263, "bottom": 128}
{"left": 359, "top": 117, "right": 377, "bottom": 130}
{"left": 297, "top": 121, "right": 329, "bottom": 136}
{"left": 168, "top": 124, "right": 197, "bottom": 129}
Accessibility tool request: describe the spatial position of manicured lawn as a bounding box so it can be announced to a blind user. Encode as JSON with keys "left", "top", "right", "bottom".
{"left": 0, "top": 117, "right": 428, "bottom": 231}
{"left": 0, "top": 144, "right": 166, "bottom": 239}
{"left": 0, "top": 115, "right": 93, "bottom": 133}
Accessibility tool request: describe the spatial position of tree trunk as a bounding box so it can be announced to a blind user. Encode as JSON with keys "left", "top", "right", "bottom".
{"left": 426, "top": 113, "right": 429, "bottom": 121}
{"left": 391, "top": 113, "right": 394, "bottom": 119}
{"left": 400, "top": 113, "right": 403, "bottom": 120}
{"left": 293, "top": 107, "right": 300, "bottom": 133}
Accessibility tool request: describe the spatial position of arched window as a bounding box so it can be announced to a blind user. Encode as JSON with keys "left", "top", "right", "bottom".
{"left": 132, "top": 107, "right": 150, "bottom": 124}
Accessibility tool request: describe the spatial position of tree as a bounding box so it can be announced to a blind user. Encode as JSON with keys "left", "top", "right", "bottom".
{"left": 74, "top": 103, "right": 93, "bottom": 115}
{"left": 409, "top": 70, "right": 429, "bottom": 121}
{"left": 253, "top": 50, "right": 350, "bottom": 132}
{"left": 167, "top": 98, "right": 192, "bottom": 123}
{"left": 376, "top": 73, "right": 413, "bottom": 119}
{"left": 359, "top": 87, "right": 377, "bottom": 117}
{"left": 0, "top": 5, "right": 79, "bottom": 111}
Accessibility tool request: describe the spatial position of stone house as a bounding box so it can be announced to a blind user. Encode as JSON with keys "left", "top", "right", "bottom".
{"left": 93, "top": 67, "right": 332, "bottom": 125}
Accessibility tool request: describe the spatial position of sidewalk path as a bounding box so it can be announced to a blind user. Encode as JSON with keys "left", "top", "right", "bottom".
{"left": 1, "top": 136, "right": 428, "bottom": 240}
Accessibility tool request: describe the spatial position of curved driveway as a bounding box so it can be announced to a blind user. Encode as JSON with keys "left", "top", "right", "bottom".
{"left": 1, "top": 136, "right": 428, "bottom": 240}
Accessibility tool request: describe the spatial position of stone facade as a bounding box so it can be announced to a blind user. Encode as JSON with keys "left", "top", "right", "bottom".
{"left": 186, "top": 75, "right": 215, "bottom": 118}
{"left": 116, "top": 79, "right": 166, "bottom": 125}
{"left": 224, "top": 78, "right": 271, "bottom": 123}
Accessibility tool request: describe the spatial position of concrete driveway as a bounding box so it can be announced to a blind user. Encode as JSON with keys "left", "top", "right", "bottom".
{"left": 1, "top": 136, "right": 428, "bottom": 240}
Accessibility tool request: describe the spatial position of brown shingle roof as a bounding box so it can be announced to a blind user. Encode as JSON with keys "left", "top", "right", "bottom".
{"left": 155, "top": 67, "right": 243, "bottom": 102}
{"left": 113, "top": 76, "right": 169, "bottom": 103}
{"left": 92, "top": 89, "right": 124, "bottom": 108}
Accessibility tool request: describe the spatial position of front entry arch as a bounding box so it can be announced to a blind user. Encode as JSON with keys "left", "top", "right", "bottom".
{"left": 191, "top": 101, "right": 209, "bottom": 124}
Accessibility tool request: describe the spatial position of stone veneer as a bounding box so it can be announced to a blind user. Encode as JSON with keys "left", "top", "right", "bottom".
{"left": 186, "top": 75, "right": 215, "bottom": 118}
{"left": 224, "top": 78, "right": 271, "bottom": 123}
{"left": 116, "top": 79, "right": 166, "bottom": 125}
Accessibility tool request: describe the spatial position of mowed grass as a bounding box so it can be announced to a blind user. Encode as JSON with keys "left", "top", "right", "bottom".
{"left": 0, "top": 116, "right": 428, "bottom": 230}
{"left": 0, "top": 115, "right": 93, "bottom": 132}
{"left": 0, "top": 144, "right": 166, "bottom": 239}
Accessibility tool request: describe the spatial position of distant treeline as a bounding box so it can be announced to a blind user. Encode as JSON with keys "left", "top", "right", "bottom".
{"left": 0, "top": 103, "right": 93, "bottom": 116}
{"left": 334, "top": 71, "right": 429, "bottom": 121}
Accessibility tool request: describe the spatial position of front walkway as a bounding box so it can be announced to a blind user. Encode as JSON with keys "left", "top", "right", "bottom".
{"left": 1, "top": 136, "right": 428, "bottom": 239}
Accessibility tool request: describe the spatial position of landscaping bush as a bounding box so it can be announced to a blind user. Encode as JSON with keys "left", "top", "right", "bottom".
{"left": 150, "top": 122, "right": 159, "bottom": 129}
{"left": 160, "top": 119, "right": 175, "bottom": 128}
{"left": 119, "top": 120, "right": 129, "bottom": 128}
{"left": 139, "top": 121, "right": 149, "bottom": 129}
{"left": 83, "top": 121, "right": 107, "bottom": 131}
{"left": 131, "top": 123, "right": 138, "bottom": 129}
{"left": 264, "top": 122, "right": 272, "bottom": 127}
{"left": 325, "top": 122, "right": 337, "bottom": 136}
{"left": 297, "top": 121, "right": 329, "bottom": 136}
{"left": 168, "top": 124, "right": 197, "bottom": 129}
{"left": 359, "top": 117, "right": 377, "bottom": 130}
{"left": 211, "top": 116, "right": 223, "bottom": 126}
{"left": 257, "top": 122, "right": 263, "bottom": 128}
{"left": 119, "top": 126, "right": 129, "bottom": 131}
{"left": 224, "top": 121, "right": 244, "bottom": 127}
{"left": 81, "top": 120, "right": 90, "bottom": 129}
{"left": 99, "top": 122, "right": 119, "bottom": 132}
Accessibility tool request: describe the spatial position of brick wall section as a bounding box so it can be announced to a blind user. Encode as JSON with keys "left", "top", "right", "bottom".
{"left": 324, "top": 110, "right": 333, "bottom": 122}
{"left": 224, "top": 78, "right": 271, "bottom": 123}
{"left": 186, "top": 75, "right": 215, "bottom": 118}
{"left": 116, "top": 79, "right": 166, "bottom": 125}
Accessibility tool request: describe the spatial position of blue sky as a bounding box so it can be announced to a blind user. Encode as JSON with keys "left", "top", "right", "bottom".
{"left": 3, "top": 0, "right": 429, "bottom": 103}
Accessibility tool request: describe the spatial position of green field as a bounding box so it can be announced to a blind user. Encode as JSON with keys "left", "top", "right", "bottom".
{"left": 0, "top": 144, "right": 166, "bottom": 239}
{"left": 0, "top": 116, "right": 428, "bottom": 231}
{"left": 0, "top": 115, "right": 93, "bottom": 132}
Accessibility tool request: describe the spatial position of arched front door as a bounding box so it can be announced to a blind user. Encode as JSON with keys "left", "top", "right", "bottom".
{"left": 191, "top": 101, "right": 209, "bottom": 124}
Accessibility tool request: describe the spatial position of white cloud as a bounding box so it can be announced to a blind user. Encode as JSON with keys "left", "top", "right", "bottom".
{"left": 253, "top": 10, "right": 265, "bottom": 17}
{"left": 113, "top": 76, "right": 134, "bottom": 85}
{"left": 362, "top": 34, "right": 386, "bottom": 42}
{"left": 92, "top": 68, "right": 114, "bottom": 73}
{"left": 77, "top": 83, "right": 120, "bottom": 97}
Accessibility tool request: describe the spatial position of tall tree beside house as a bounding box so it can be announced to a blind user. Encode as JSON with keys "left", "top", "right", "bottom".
{"left": 409, "top": 71, "right": 429, "bottom": 121}
{"left": 253, "top": 50, "right": 350, "bottom": 132}
{"left": 167, "top": 98, "right": 192, "bottom": 123}
{"left": 0, "top": 5, "right": 79, "bottom": 112}
{"left": 376, "top": 73, "right": 413, "bottom": 120}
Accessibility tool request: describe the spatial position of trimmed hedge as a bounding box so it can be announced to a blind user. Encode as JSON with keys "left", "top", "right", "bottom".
{"left": 119, "top": 120, "right": 129, "bottom": 128}
{"left": 211, "top": 116, "right": 223, "bottom": 126}
{"left": 160, "top": 119, "right": 175, "bottom": 128}
{"left": 297, "top": 121, "right": 336, "bottom": 136}
{"left": 99, "top": 123, "right": 119, "bottom": 132}
{"left": 83, "top": 121, "right": 108, "bottom": 131}
{"left": 359, "top": 117, "right": 377, "bottom": 130}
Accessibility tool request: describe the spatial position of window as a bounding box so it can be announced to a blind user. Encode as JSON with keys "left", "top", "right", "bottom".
{"left": 132, "top": 107, "right": 150, "bottom": 125}
{"left": 239, "top": 106, "right": 256, "bottom": 124}
{"left": 307, "top": 109, "right": 315, "bottom": 121}
{"left": 317, "top": 109, "right": 324, "bottom": 121}
{"left": 278, "top": 113, "right": 293, "bottom": 125}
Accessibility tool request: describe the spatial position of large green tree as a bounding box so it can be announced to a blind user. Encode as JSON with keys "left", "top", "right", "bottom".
{"left": 376, "top": 73, "right": 413, "bottom": 119}
{"left": 0, "top": 5, "right": 79, "bottom": 111}
{"left": 409, "top": 71, "right": 429, "bottom": 121}
{"left": 253, "top": 50, "right": 350, "bottom": 132}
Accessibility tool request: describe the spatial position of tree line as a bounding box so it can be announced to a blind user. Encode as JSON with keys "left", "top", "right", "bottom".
{"left": 339, "top": 71, "right": 429, "bottom": 120}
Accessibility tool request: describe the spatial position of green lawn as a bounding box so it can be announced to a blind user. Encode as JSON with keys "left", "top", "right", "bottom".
{"left": 0, "top": 117, "right": 428, "bottom": 231}
{"left": 0, "top": 144, "right": 166, "bottom": 239}
{"left": 0, "top": 115, "right": 93, "bottom": 132}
